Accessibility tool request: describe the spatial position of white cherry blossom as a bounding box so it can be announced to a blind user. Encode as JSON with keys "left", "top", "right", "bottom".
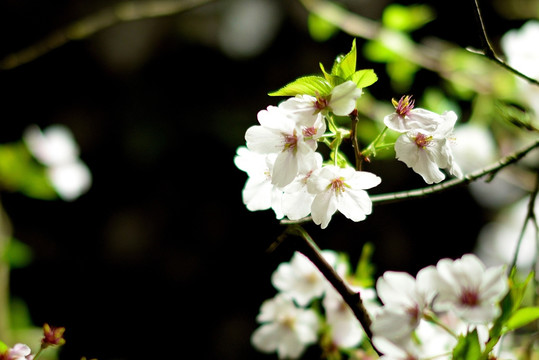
{"left": 323, "top": 284, "right": 377, "bottom": 349}
{"left": 23, "top": 124, "right": 92, "bottom": 201}
{"left": 281, "top": 152, "right": 323, "bottom": 220}
{"left": 325, "top": 80, "right": 363, "bottom": 116}
{"left": 251, "top": 294, "right": 319, "bottom": 359}
{"left": 234, "top": 146, "right": 284, "bottom": 218}
{"left": 4, "top": 343, "right": 34, "bottom": 360}
{"left": 245, "top": 101, "right": 325, "bottom": 188}
{"left": 307, "top": 165, "right": 381, "bottom": 229}
{"left": 394, "top": 110, "right": 462, "bottom": 184}
{"left": 431, "top": 254, "right": 508, "bottom": 324}
{"left": 372, "top": 266, "right": 437, "bottom": 343}
{"left": 384, "top": 95, "right": 443, "bottom": 133}
{"left": 271, "top": 250, "right": 337, "bottom": 306}
{"left": 372, "top": 337, "right": 421, "bottom": 360}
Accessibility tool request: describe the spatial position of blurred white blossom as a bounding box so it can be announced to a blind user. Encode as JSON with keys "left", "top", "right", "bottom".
{"left": 23, "top": 124, "right": 91, "bottom": 201}
{"left": 271, "top": 250, "right": 337, "bottom": 307}
{"left": 475, "top": 196, "right": 539, "bottom": 275}
{"left": 251, "top": 294, "right": 319, "bottom": 359}
{"left": 501, "top": 20, "right": 539, "bottom": 124}
{"left": 372, "top": 267, "right": 437, "bottom": 343}
{"left": 3, "top": 343, "right": 34, "bottom": 360}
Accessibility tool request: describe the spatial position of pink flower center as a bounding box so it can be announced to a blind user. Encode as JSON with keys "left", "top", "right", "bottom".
{"left": 330, "top": 177, "right": 347, "bottom": 193}
{"left": 460, "top": 288, "right": 480, "bottom": 306}
{"left": 406, "top": 304, "right": 420, "bottom": 323}
{"left": 302, "top": 126, "right": 317, "bottom": 138}
{"left": 414, "top": 133, "right": 432, "bottom": 149}
{"left": 314, "top": 95, "right": 330, "bottom": 112}
{"left": 283, "top": 130, "right": 298, "bottom": 152}
{"left": 392, "top": 95, "right": 415, "bottom": 117}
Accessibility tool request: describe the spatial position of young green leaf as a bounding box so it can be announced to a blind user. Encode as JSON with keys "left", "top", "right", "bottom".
{"left": 382, "top": 4, "right": 435, "bottom": 32}
{"left": 452, "top": 329, "right": 484, "bottom": 360}
{"left": 320, "top": 62, "right": 341, "bottom": 86}
{"left": 351, "top": 69, "right": 378, "bottom": 88}
{"left": 505, "top": 306, "right": 539, "bottom": 332}
{"left": 1, "top": 238, "right": 33, "bottom": 268}
{"left": 0, "top": 341, "right": 8, "bottom": 354}
{"left": 332, "top": 39, "right": 357, "bottom": 80}
{"left": 268, "top": 75, "right": 331, "bottom": 97}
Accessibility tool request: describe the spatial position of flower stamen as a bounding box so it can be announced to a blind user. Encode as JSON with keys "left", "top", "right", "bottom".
{"left": 414, "top": 133, "right": 432, "bottom": 149}
{"left": 392, "top": 95, "right": 415, "bottom": 117}
{"left": 283, "top": 130, "right": 298, "bottom": 152}
{"left": 460, "top": 288, "right": 480, "bottom": 307}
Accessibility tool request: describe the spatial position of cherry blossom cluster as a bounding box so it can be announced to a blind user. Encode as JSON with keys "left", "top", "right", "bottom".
{"left": 235, "top": 41, "right": 463, "bottom": 228}
{"left": 234, "top": 82, "right": 381, "bottom": 229}
{"left": 251, "top": 250, "right": 378, "bottom": 359}
{"left": 385, "top": 95, "right": 462, "bottom": 184}
{"left": 371, "top": 254, "right": 508, "bottom": 360}
{"left": 251, "top": 252, "right": 512, "bottom": 359}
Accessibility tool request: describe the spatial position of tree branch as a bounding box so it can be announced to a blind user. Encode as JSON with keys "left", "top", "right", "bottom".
{"left": 468, "top": 0, "right": 539, "bottom": 87}
{"left": 282, "top": 224, "right": 381, "bottom": 355}
{"left": 370, "top": 139, "right": 539, "bottom": 205}
{"left": 0, "top": 0, "right": 217, "bottom": 70}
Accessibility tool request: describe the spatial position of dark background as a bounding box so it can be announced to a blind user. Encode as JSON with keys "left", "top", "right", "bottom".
{"left": 0, "top": 0, "right": 520, "bottom": 359}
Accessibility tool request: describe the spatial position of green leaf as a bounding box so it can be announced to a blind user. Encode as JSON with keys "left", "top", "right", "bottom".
{"left": 0, "top": 341, "right": 7, "bottom": 354}
{"left": 320, "top": 62, "right": 341, "bottom": 87}
{"left": 351, "top": 69, "right": 377, "bottom": 88}
{"left": 382, "top": 4, "right": 435, "bottom": 32}
{"left": 2, "top": 238, "right": 33, "bottom": 268}
{"left": 268, "top": 75, "right": 331, "bottom": 97}
{"left": 0, "top": 142, "right": 57, "bottom": 200}
{"left": 354, "top": 242, "right": 375, "bottom": 287}
{"left": 452, "top": 329, "right": 484, "bottom": 360}
{"left": 332, "top": 39, "right": 357, "bottom": 80}
{"left": 489, "top": 270, "right": 533, "bottom": 341}
{"left": 308, "top": 12, "right": 339, "bottom": 42}
{"left": 505, "top": 306, "right": 539, "bottom": 332}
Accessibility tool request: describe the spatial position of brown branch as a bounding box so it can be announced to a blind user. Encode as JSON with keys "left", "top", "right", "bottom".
{"left": 370, "top": 138, "right": 539, "bottom": 205}
{"left": 281, "top": 139, "right": 539, "bottom": 225}
{"left": 282, "top": 224, "right": 381, "bottom": 355}
{"left": 0, "top": 0, "right": 217, "bottom": 70}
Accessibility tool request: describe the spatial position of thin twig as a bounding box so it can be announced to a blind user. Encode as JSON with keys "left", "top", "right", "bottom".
{"left": 370, "top": 139, "right": 539, "bottom": 205}
{"left": 349, "top": 110, "right": 363, "bottom": 171}
{"left": 281, "top": 139, "right": 539, "bottom": 225}
{"left": 469, "top": 0, "right": 539, "bottom": 87}
{"left": 0, "top": 0, "right": 217, "bottom": 70}
{"left": 509, "top": 170, "right": 539, "bottom": 271}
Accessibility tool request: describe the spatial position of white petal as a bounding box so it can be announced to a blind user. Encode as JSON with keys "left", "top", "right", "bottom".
{"left": 329, "top": 81, "right": 362, "bottom": 116}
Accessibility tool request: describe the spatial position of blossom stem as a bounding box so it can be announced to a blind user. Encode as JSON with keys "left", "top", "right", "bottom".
{"left": 361, "top": 126, "right": 388, "bottom": 159}
{"left": 370, "top": 139, "right": 539, "bottom": 205}
{"left": 283, "top": 224, "right": 382, "bottom": 355}
{"left": 33, "top": 348, "right": 44, "bottom": 360}
{"left": 349, "top": 110, "right": 363, "bottom": 171}
{"left": 423, "top": 310, "right": 458, "bottom": 339}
